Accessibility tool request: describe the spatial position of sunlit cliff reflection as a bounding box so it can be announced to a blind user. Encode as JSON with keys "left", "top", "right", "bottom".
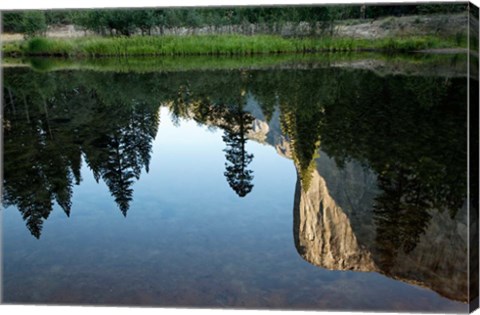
{"left": 293, "top": 156, "right": 468, "bottom": 302}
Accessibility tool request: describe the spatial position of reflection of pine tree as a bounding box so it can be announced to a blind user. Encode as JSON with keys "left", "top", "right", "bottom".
{"left": 2, "top": 91, "right": 75, "bottom": 238}
{"left": 3, "top": 71, "right": 161, "bottom": 236}
{"left": 168, "top": 84, "right": 191, "bottom": 126}
{"left": 4, "top": 167, "right": 56, "bottom": 239}
{"left": 100, "top": 134, "right": 138, "bottom": 216}
{"left": 222, "top": 106, "right": 255, "bottom": 197}
{"left": 86, "top": 101, "right": 159, "bottom": 216}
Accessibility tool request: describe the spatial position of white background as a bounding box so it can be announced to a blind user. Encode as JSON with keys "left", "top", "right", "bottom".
{"left": 1, "top": 0, "right": 479, "bottom": 315}
{"left": 0, "top": 0, "right": 479, "bottom": 10}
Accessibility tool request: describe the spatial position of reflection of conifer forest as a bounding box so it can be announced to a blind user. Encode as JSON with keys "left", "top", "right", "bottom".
{"left": 2, "top": 67, "right": 467, "bottom": 246}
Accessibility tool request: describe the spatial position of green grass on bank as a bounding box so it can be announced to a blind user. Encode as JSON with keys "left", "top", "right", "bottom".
{"left": 3, "top": 34, "right": 464, "bottom": 57}
{"left": 3, "top": 53, "right": 385, "bottom": 73}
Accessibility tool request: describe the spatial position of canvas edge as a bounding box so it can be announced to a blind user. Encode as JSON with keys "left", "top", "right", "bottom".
{"left": 469, "top": 1, "right": 480, "bottom": 313}
{"left": 0, "top": 9, "right": 4, "bottom": 307}
{"left": 0, "top": 1, "right": 478, "bottom": 314}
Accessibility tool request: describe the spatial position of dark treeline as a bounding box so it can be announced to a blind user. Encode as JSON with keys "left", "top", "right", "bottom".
{"left": 2, "top": 70, "right": 161, "bottom": 236}
{"left": 3, "top": 66, "right": 467, "bottom": 240}
{"left": 315, "top": 69, "right": 468, "bottom": 268}
{"left": 3, "top": 3, "right": 467, "bottom": 36}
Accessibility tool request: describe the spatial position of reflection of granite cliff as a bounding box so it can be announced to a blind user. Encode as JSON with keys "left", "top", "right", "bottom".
{"left": 293, "top": 166, "right": 376, "bottom": 271}
{"left": 244, "top": 105, "right": 468, "bottom": 303}
{"left": 296, "top": 159, "right": 468, "bottom": 303}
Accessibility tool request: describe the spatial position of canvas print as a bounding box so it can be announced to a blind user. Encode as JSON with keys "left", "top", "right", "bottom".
{"left": 1, "top": 1, "right": 479, "bottom": 313}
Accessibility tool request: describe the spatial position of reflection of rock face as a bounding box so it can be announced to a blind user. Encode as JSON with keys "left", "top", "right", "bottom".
{"left": 247, "top": 119, "right": 269, "bottom": 143}
{"left": 382, "top": 203, "right": 468, "bottom": 302}
{"left": 293, "top": 155, "right": 469, "bottom": 302}
{"left": 242, "top": 100, "right": 469, "bottom": 302}
{"left": 293, "top": 167, "right": 377, "bottom": 271}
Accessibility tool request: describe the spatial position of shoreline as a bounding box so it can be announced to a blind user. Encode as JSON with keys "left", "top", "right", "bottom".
{"left": 2, "top": 34, "right": 464, "bottom": 58}
{"left": 2, "top": 53, "right": 469, "bottom": 79}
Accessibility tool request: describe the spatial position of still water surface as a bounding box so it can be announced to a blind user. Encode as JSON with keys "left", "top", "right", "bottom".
{"left": 1, "top": 56, "right": 470, "bottom": 311}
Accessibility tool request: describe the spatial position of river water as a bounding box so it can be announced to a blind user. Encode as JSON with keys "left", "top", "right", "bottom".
{"left": 1, "top": 55, "right": 472, "bottom": 312}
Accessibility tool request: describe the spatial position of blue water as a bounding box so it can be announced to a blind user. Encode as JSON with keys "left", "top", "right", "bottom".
{"left": 2, "top": 64, "right": 470, "bottom": 312}
{"left": 1, "top": 108, "right": 466, "bottom": 311}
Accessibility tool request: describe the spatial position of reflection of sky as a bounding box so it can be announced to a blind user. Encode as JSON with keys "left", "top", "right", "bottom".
{"left": 2, "top": 108, "right": 466, "bottom": 312}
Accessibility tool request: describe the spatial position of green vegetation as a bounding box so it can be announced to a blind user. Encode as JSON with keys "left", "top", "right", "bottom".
{"left": 2, "top": 5, "right": 468, "bottom": 57}
{"left": 2, "top": 41, "right": 23, "bottom": 55}
{"left": 3, "top": 34, "right": 462, "bottom": 57}
{"left": 21, "top": 11, "right": 48, "bottom": 38}
{"left": 3, "top": 4, "right": 467, "bottom": 35}
{"left": 222, "top": 106, "right": 255, "bottom": 198}
{"left": 3, "top": 65, "right": 468, "bottom": 238}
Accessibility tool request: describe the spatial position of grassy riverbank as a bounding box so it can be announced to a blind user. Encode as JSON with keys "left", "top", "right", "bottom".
{"left": 3, "top": 34, "right": 464, "bottom": 57}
